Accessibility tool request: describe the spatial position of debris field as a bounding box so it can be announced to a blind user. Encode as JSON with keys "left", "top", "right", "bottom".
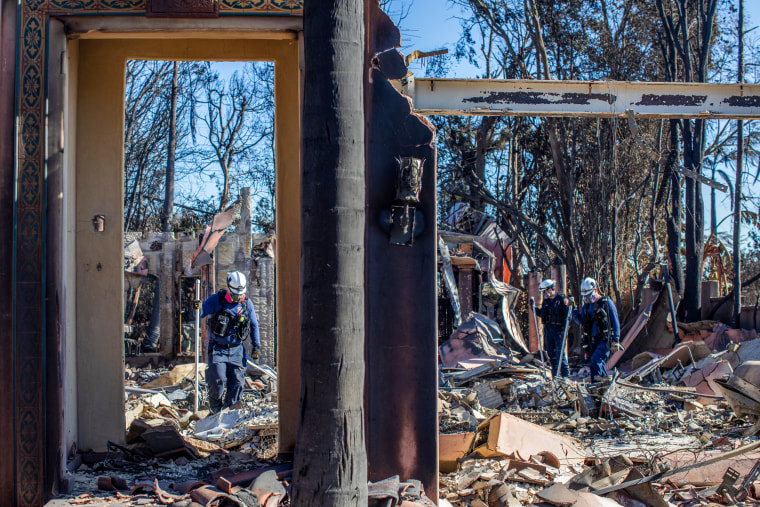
{"left": 48, "top": 312, "right": 760, "bottom": 506}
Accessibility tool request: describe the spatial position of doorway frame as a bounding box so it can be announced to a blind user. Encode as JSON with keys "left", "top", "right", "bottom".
{"left": 10, "top": 2, "right": 302, "bottom": 502}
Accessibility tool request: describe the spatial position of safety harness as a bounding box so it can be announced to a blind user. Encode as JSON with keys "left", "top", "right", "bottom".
{"left": 208, "top": 289, "right": 251, "bottom": 342}
{"left": 545, "top": 294, "right": 568, "bottom": 328}
{"left": 582, "top": 296, "right": 613, "bottom": 344}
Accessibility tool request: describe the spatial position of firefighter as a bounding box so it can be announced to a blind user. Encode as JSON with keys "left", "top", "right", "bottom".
{"left": 535, "top": 279, "right": 570, "bottom": 378}
{"left": 572, "top": 277, "right": 621, "bottom": 380}
{"left": 195, "top": 271, "right": 260, "bottom": 413}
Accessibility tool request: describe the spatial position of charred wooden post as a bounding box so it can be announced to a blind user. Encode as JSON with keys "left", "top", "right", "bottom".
{"left": 527, "top": 271, "right": 541, "bottom": 353}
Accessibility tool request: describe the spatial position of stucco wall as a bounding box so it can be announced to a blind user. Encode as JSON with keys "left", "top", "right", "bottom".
{"left": 76, "top": 39, "right": 127, "bottom": 451}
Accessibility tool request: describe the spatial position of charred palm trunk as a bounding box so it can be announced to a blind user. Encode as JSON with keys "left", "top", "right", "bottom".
{"left": 292, "top": 0, "right": 368, "bottom": 504}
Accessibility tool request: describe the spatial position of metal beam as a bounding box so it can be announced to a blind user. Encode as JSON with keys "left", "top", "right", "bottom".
{"left": 398, "top": 76, "right": 760, "bottom": 119}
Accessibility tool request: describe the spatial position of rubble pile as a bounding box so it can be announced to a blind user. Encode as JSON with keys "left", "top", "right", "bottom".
{"left": 56, "top": 361, "right": 284, "bottom": 506}
{"left": 438, "top": 314, "right": 760, "bottom": 506}
{"left": 58, "top": 360, "right": 440, "bottom": 507}
{"left": 54, "top": 278, "right": 760, "bottom": 507}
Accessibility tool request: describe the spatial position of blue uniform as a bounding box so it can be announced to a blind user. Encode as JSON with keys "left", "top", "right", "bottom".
{"left": 536, "top": 295, "right": 570, "bottom": 378}
{"left": 572, "top": 296, "right": 620, "bottom": 379}
{"left": 201, "top": 291, "right": 260, "bottom": 412}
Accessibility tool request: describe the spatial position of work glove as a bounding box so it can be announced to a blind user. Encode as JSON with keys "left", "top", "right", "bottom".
{"left": 252, "top": 346, "right": 260, "bottom": 360}
{"left": 193, "top": 300, "right": 202, "bottom": 311}
{"left": 610, "top": 341, "right": 624, "bottom": 353}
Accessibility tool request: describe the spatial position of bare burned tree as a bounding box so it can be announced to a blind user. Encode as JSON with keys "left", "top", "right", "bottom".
{"left": 198, "top": 65, "right": 273, "bottom": 212}
{"left": 656, "top": 0, "right": 720, "bottom": 321}
{"left": 124, "top": 60, "right": 207, "bottom": 232}
{"left": 124, "top": 60, "right": 171, "bottom": 231}
{"left": 443, "top": 0, "right": 664, "bottom": 312}
{"left": 161, "top": 61, "right": 179, "bottom": 233}
{"left": 124, "top": 60, "right": 277, "bottom": 233}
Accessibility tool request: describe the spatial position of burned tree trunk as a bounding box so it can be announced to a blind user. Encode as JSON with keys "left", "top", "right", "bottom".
{"left": 161, "top": 61, "right": 178, "bottom": 233}
{"left": 683, "top": 118, "right": 706, "bottom": 321}
{"left": 733, "top": 0, "right": 745, "bottom": 328}
{"left": 291, "top": 0, "right": 367, "bottom": 504}
{"left": 656, "top": 0, "right": 719, "bottom": 321}
{"left": 664, "top": 120, "right": 684, "bottom": 297}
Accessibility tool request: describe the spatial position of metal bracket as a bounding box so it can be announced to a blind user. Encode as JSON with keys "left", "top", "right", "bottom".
{"left": 379, "top": 156, "right": 426, "bottom": 246}
{"left": 380, "top": 204, "right": 424, "bottom": 246}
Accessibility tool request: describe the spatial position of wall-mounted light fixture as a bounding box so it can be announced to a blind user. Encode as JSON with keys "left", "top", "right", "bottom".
{"left": 380, "top": 157, "right": 425, "bottom": 246}
{"left": 92, "top": 215, "right": 105, "bottom": 232}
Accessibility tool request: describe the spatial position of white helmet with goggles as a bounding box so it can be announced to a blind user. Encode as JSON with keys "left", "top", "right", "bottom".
{"left": 226, "top": 271, "right": 247, "bottom": 295}
{"left": 580, "top": 277, "right": 597, "bottom": 297}
{"left": 539, "top": 279, "right": 555, "bottom": 292}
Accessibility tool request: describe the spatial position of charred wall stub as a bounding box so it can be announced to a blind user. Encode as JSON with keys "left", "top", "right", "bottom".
{"left": 366, "top": 0, "right": 438, "bottom": 498}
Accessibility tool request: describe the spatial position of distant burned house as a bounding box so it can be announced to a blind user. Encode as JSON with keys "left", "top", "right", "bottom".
{"left": 438, "top": 204, "right": 527, "bottom": 355}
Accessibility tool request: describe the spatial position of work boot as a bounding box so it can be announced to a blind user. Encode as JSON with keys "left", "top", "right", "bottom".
{"left": 593, "top": 375, "right": 612, "bottom": 385}
{"left": 140, "top": 342, "right": 158, "bottom": 353}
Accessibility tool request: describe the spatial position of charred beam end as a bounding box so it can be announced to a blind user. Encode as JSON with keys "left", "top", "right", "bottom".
{"left": 723, "top": 95, "right": 760, "bottom": 108}
{"left": 635, "top": 94, "right": 707, "bottom": 107}
{"left": 463, "top": 91, "right": 616, "bottom": 105}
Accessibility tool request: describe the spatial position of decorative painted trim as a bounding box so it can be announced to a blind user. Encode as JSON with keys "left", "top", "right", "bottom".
{"left": 14, "top": 0, "right": 302, "bottom": 504}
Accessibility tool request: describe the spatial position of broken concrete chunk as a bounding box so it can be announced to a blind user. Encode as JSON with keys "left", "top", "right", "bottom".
{"left": 474, "top": 382, "right": 504, "bottom": 409}
{"left": 440, "top": 432, "right": 476, "bottom": 473}
{"left": 472, "top": 412, "right": 586, "bottom": 467}
{"left": 194, "top": 409, "right": 244, "bottom": 438}
{"left": 515, "top": 467, "right": 547, "bottom": 485}
{"left": 537, "top": 483, "right": 579, "bottom": 506}
{"left": 144, "top": 392, "right": 173, "bottom": 408}
{"left": 251, "top": 470, "right": 285, "bottom": 505}
{"left": 142, "top": 363, "right": 206, "bottom": 389}
{"left": 125, "top": 402, "right": 145, "bottom": 430}
{"left": 457, "top": 470, "right": 482, "bottom": 490}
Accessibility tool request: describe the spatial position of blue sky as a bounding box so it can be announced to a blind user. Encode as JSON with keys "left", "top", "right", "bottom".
{"left": 391, "top": 0, "right": 760, "bottom": 78}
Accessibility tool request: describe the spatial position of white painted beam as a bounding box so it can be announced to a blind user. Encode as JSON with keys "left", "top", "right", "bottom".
{"left": 398, "top": 76, "right": 760, "bottom": 119}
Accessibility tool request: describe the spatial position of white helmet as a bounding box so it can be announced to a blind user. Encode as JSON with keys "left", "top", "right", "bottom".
{"left": 580, "top": 277, "right": 597, "bottom": 297}
{"left": 539, "top": 279, "right": 555, "bottom": 292}
{"left": 226, "top": 271, "right": 247, "bottom": 295}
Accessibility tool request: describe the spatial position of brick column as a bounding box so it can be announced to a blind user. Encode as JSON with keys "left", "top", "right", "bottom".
{"left": 458, "top": 267, "right": 474, "bottom": 320}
